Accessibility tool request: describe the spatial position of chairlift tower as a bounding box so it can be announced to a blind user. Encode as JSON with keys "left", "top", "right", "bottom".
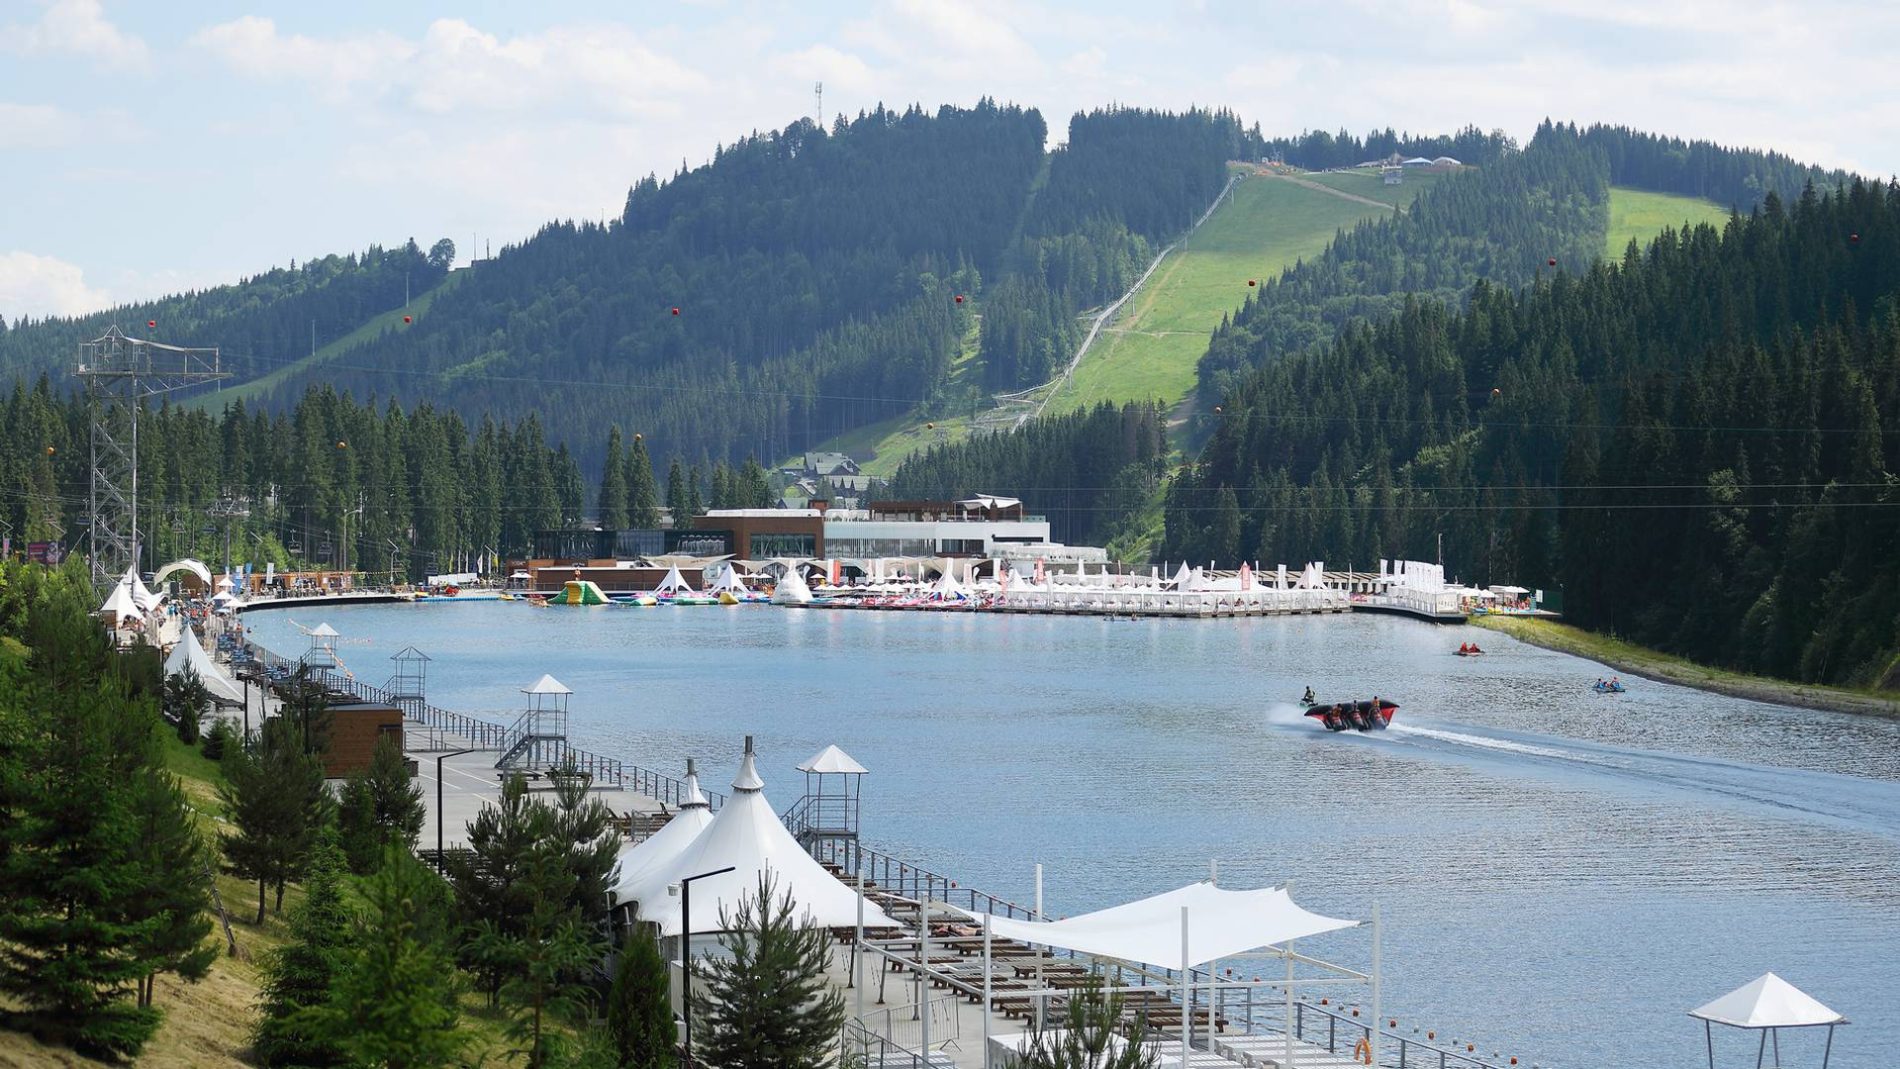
{"left": 76, "top": 326, "right": 228, "bottom": 591}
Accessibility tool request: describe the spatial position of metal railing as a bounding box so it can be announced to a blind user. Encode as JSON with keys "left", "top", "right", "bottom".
{"left": 808, "top": 837, "right": 1037, "bottom": 921}
{"left": 840, "top": 1020, "right": 956, "bottom": 1069}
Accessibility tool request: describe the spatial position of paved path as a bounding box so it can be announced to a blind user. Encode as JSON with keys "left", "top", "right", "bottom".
{"left": 1275, "top": 174, "right": 1392, "bottom": 210}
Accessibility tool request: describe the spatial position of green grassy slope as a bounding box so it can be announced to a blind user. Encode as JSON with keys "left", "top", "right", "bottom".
{"left": 184, "top": 271, "right": 465, "bottom": 412}
{"left": 1605, "top": 187, "right": 1731, "bottom": 258}
{"left": 1299, "top": 167, "right": 1450, "bottom": 208}
{"left": 1046, "top": 174, "right": 1426, "bottom": 415}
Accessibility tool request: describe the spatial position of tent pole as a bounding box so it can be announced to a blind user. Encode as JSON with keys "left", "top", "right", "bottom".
{"left": 1180, "top": 906, "right": 1191, "bottom": 1067}
{"left": 920, "top": 897, "right": 931, "bottom": 1055}
{"left": 1706, "top": 1020, "right": 1714, "bottom": 1069}
{"left": 1756, "top": 1028, "right": 1766, "bottom": 1069}
{"left": 1285, "top": 937, "right": 1297, "bottom": 1069}
{"left": 1207, "top": 859, "right": 1219, "bottom": 1057}
{"left": 1035, "top": 863, "right": 1045, "bottom": 1029}
{"left": 1371, "top": 901, "right": 1381, "bottom": 1069}
{"left": 854, "top": 858, "right": 865, "bottom": 1023}
{"left": 988, "top": 911, "right": 1003, "bottom": 1069}
{"left": 1772, "top": 1027, "right": 1780, "bottom": 1067}
{"left": 1822, "top": 1023, "right": 1834, "bottom": 1069}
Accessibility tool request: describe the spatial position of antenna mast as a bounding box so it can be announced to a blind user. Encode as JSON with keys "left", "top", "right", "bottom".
{"left": 814, "top": 81, "right": 823, "bottom": 125}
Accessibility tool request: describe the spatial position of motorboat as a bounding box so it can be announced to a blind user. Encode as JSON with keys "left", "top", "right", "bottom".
{"left": 1304, "top": 698, "right": 1399, "bottom": 732}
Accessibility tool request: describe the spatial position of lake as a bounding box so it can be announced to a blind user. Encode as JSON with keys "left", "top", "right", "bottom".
{"left": 243, "top": 602, "right": 1900, "bottom": 1068}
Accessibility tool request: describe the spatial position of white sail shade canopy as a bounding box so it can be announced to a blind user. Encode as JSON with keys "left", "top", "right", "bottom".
{"left": 153, "top": 558, "right": 213, "bottom": 589}
{"left": 1690, "top": 973, "right": 1845, "bottom": 1029}
{"left": 973, "top": 882, "right": 1355, "bottom": 969}
{"left": 620, "top": 749, "right": 895, "bottom": 938}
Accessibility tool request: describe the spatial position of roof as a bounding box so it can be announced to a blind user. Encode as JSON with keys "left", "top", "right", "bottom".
{"left": 522, "top": 674, "right": 572, "bottom": 695}
{"left": 972, "top": 882, "right": 1356, "bottom": 969}
{"left": 164, "top": 626, "right": 246, "bottom": 705}
{"left": 1690, "top": 973, "right": 1845, "bottom": 1029}
{"left": 607, "top": 765, "right": 714, "bottom": 907}
{"left": 957, "top": 494, "right": 1022, "bottom": 510}
{"left": 308, "top": 623, "right": 339, "bottom": 638}
{"left": 797, "top": 744, "right": 868, "bottom": 774}
{"left": 98, "top": 578, "right": 143, "bottom": 620}
{"left": 617, "top": 749, "right": 897, "bottom": 937}
{"left": 154, "top": 558, "right": 213, "bottom": 587}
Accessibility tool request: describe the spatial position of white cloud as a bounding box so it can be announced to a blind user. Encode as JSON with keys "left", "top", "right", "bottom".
{"left": 190, "top": 16, "right": 708, "bottom": 119}
{"left": 0, "top": 101, "right": 143, "bottom": 149}
{"left": 2, "top": 0, "right": 149, "bottom": 69}
{"left": 0, "top": 251, "right": 112, "bottom": 319}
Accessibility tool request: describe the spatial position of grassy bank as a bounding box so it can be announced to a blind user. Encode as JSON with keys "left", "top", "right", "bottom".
{"left": 1473, "top": 615, "right": 1900, "bottom": 718}
{"left": 1604, "top": 187, "right": 1730, "bottom": 258}
{"left": 2, "top": 728, "right": 516, "bottom": 1069}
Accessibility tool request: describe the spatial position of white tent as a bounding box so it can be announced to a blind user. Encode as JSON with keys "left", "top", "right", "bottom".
{"left": 154, "top": 558, "right": 213, "bottom": 589}
{"left": 772, "top": 567, "right": 813, "bottom": 605}
{"left": 98, "top": 578, "right": 144, "bottom": 626}
{"left": 523, "top": 673, "right": 571, "bottom": 696}
{"left": 607, "top": 765, "right": 716, "bottom": 909}
{"left": 1690, "top": 972, "right": 1846, "bottom": 1068}
{"left": 124, "top": 567, "right": 161, "bottom": 612}
{"left": 620, "top": 744, "right": 896, "bottom": 938}
{"left": 707, "top": 563, "right": 751, "bottom": 597}
{"left": 927, "top": 569, "right": 967, "bottom": 601}
{"left": 164, "top": 626, "right": 246, "bottom": 706}
{"left": 797, "top": 744, "right": 868, "bottom": 774}
{"left": 1170, "top": 562, "right": 1193, "bottom": 590}
{"left": 654, "top": 564, "right": 695, "bottom": 596}
{"left": 975, "top": 881, "right": 1354, "bottom": 969}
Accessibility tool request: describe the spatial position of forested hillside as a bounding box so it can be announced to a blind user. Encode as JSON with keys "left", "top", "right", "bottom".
{"left": 0, "top": 243, "right": 451, "bottom": 383}
{"left": 1260, "top": 125, "right": 1517, "bottom": 170}
{"left": 888, "top": 401, "right": 1168, "bottom": 546}
{"left": 1166, "top": 179, "right": 1900, "bottom": 686}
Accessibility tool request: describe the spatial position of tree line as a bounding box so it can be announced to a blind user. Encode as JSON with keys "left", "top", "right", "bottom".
{"left": 0, "top": 380, "right": 795, "bottom": 579}
{"left": 1168, "top": 179, "right": 1899, "bottom": 687}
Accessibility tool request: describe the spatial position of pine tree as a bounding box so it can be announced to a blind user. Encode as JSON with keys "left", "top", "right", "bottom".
{"left": 165, "top": 666, "right": 210, "bottom": 745}
{"left": 664, "top": 458, "right": 689, "bottom": 528}
{"left": 0, "top": 561, "right": 164, "bottom": 1058}
{"left": 336, "top": 735, "right": 426, "bottom": 875}
{"left": 694, "top": 872, "right": 845, "bottom": 1069}
{"left": 475, "top": 846, "right": 602, "bottom": 1069}
{"left": 599, "top": 425, "right": 630, "bottom": 529}
{"left": 310, "top": 848, "right": 464, "bottom": 1069}
{"left": 685, "top": 464, "right": 704, "bottom": 521}
{"left": 626, "top": 433, "right": 662, "bottom": 528}
{"left": 254, "top": 832, "right": 352, "bottom": 1068}
{"left": 1019, "top": 979, "right": 1157, "bottom": 1068}
{"left": 221, "top": 719, "right": 329, "bottom": 922}
{"left": 123, "top": 767, "right": 217, "bottom": 1009}
{"left": 607, "top": 925, "right": 677, "bottom": 1069}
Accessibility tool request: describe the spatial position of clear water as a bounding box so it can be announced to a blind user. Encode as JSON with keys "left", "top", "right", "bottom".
{"left": 245, "top": 604, "right": 1900, "bottom": 1068}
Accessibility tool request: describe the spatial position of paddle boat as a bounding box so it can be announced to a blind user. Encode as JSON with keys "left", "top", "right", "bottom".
{"left": 1592, "top": 679, "right": 1627, "bottom": 694}
{"left": 1303, "top": 698, "right": 1400, "bottom": 732}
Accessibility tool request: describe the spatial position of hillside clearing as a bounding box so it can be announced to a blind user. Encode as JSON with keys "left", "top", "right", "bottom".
{"left": 1046, "top": 173, "right": 1428, "bottom": 416}
{"left": 1605, "top": 187, "right": 1731, "bottom": 258}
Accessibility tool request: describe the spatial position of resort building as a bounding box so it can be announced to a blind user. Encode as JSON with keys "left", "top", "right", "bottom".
{"left": 821, "top": 496, "right": 1059, "bottom": 558}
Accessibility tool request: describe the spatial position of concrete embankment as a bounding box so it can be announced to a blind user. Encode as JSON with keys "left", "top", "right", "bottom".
{"left": 1474, "top": 615, "right": 1900, "bottom": 719}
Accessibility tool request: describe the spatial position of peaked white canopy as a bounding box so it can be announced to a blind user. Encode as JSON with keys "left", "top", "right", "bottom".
{"left": 522, "top": 674, "right": 572, "bottom": 696}
{"left": 655, "top": 564, "right": 696, "bottom": 595}
{"left": 308, "top": 622, "right": 339, "bottom": 638}
{"left": 974, "top": 882, "right": 1356, "bottom": 969}
{"left": 123, "top": 567, "right": 161, "bottom": 612}
{"left": 797, "top": 744, "right": 868, "bottom": 774}
{"left": 620, "top": 750, "right": 895, "bottom": 937}
{"left": 929, "top": 569, "right": 967, "bottom": 600}
{"left": 607, "top": 767, "right": 714, "bottom": 908}
{"left": 163, "top": 626, "right": 245, "bottom": 705}
{"left": 1690, "top": 973, "right": 1845, "bottom": 1029}
{"left": 98, "top": 578, "right": 143, "bottom": 623}
{"left": 707, "top": 563, "right": 751, "bottom": 596}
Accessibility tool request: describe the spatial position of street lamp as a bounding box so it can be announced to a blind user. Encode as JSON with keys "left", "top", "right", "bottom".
{"left": 670, "top": 865, "right": 736, "bottom": 1066}
{"left": 434, "top": 748, "right": 477, "bottom": 866}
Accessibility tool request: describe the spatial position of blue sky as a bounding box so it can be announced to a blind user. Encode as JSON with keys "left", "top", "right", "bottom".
{"left": 3, "top": 0, "right": 1895, "bottom": 319}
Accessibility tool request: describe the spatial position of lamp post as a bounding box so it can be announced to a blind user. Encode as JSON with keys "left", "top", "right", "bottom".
{"left": 434, "top": 748, "right": 477, "bottom": 866}
{"left": 671, "top": 865, "right": 736, "bottom": 1066}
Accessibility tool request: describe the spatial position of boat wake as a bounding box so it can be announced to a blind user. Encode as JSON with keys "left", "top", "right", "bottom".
{"left": 1381, "top": 720, "right": 1900, "bottom": 837}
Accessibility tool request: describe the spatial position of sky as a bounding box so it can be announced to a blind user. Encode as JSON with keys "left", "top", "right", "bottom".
{"left": 2, "top": 0, "right": 1896, "bottom": 320}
